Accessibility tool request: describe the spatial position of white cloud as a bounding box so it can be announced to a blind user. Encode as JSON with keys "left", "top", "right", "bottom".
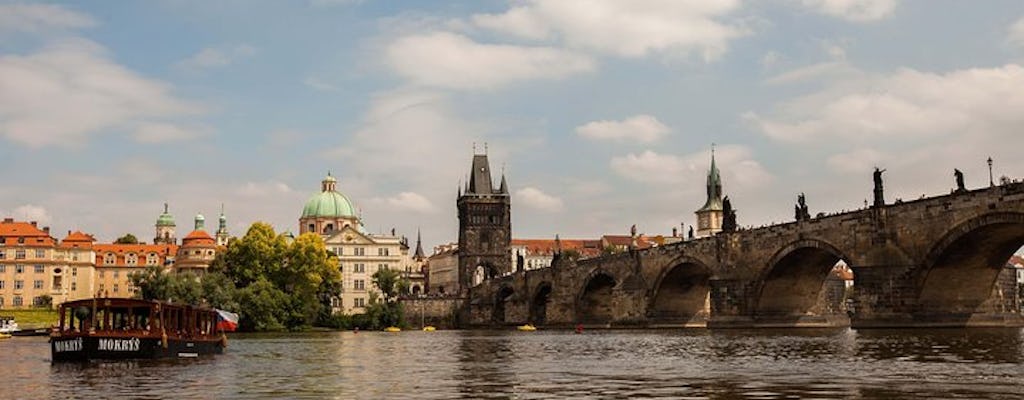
{"left": 236, "top": 181, "right": 294, "bottom": 197}
{"left": 133, "top": 123, "right": 207, "bottom": 143}
{"left": 763, "top": 61, "right": 860, "bottom": 85}
{"left": 0, "top": 3, "right": 95, "bottom": 35}
{"left": 610, "top": 146, "right": 772, "bottom": 188}
{"left": 827, "top": 148, "right": 884, "bottom": 174}
{"left": 515, "top": 187, "right": 564, "bottom": 212}
{"left": 575, "top": 115, "right": 669, "bottom": 143}
{"left": 0, "top": 38, "right": 202, "bottom": 147}
{"left": 470, "top": 0, "right": 746, "bottom": 60}
{"left": 1009, "top": 16, "right": 1024, "bottom": 48}
{"left": 3, "top": 205, "right": 52, "bottom": 226}
{"left": 798, "top": 0, "right": 897, "bottom": 22}
{"left": 303, "top": 77, "right": 339, "bottom": 92}
{"left": 748, "top": 64, "right": 1024, "bottom": 143}
{"left": 381, "top": 192, "right": 435, "bottom": 213}
{"left": 385, "top": 31, "right": 594, "bottom": 90}
{"left": 761, "top": 51, "right": 782, "bottom": 68}
{"left": 175, "top": 45, "right": 257, "bottom": 71}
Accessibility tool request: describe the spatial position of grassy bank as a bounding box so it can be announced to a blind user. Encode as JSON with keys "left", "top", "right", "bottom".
{"left": 1, "top": 308, "right": 58, "bottom": 329}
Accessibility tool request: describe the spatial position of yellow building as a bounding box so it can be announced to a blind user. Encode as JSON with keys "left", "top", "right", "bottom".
{"left": 0, "top": 219, "right": 61, "bottom": 308}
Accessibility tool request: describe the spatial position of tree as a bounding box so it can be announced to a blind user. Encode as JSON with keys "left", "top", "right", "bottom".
{"left": 114, "top": 233, "right": 139, "bottom": 244}
{"left": 235, "top": 278, "right": 288, "bottom": 331}
{"left": 370, "top": 267, "right": 408, "bottom": 328}
{"left": 217, "top": 222, "right": 288, "bottom": 288}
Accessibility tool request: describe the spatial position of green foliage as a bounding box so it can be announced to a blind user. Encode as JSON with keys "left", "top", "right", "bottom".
{"left": 367, "top": 268, "right": 407, "bottom": 328}
{"left": 114, "top": 233, "right": 139, "bottom": 244}
{"left": 129, "top": 222, "right": 343, "bottom": 332}
{"left": 35, "top": 294, "right": 53, "bottom": 308}
{"left": 562, "top": 249, "right": 581, "bottom": 261}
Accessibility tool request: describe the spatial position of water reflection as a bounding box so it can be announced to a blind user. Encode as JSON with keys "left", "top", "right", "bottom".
{"left": 4, "top": 328, "right": 1024, "bottom": 399}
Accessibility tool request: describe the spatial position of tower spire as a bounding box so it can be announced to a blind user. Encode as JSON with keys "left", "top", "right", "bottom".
{"left": 414, "top": 228, "right": 425, "bottom": 260}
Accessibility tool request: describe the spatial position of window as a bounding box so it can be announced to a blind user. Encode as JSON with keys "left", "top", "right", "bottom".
{"left": 72, "top": 252, "right": 79, "bottom": 261}
{"left": 113, "top": 284, "right": 119, "bottom": 293}
{"left": 354, "top": 247, "right": 365, "bottom": 256}
{"left": 33, "top": 280, "right": 42, "bottom": 289}
{"left": 13, "top": 296, "right": 22, "bottom": 306}
{"left": 125, "top": 253, "right": 137, "bottom": 265}
{"left": 0, "top": 281, "right": 4, "bottom": 289}
{"left": 72, "top": 267, "right": 77, "bottom": 277}
{"left": 71, "top": 282, "right": 76, "bottom": 291}
{"left": 147, "top": 253, "right": 158, "bottom": 266}
{"left": 99, "top": 270, "right": 105, "bottom": 278}
{"left": 354, "top": 279, "right": 365, "bottom": 291}
{"left": 14, "top": 280, "right": 23, "bottom": 290}
{"left": 104, "top": 253, "right": 115, "bottom": 265}
{"left": 98, "top": 284, "right": 105, "bottom": 292}
{"left": 378, "top": 263, "right": 389, "bottom": 271}
{"left": 354, "top": 297, "right": 365, "bottom": 308}
{"left": 0, "top": 265, "right": 5, "bottom": 273}
{"left": 113, "top": 271, "right": 119, "bottom": 278}
{"left": 355, "top": 263, "right": 365, "bottom": 273}
{"left": 34, "top": 265, "right": 44, "bottom": 273}
{"left": 15, "top": 250, "right": 25, "bottom": 260}
{"left": 35, "top": 249, "right": 45, "bottom": 259}
{"left": 0, "top": 250, "right": 6, "bottom": 259}
{"left": 32, "top": 296, "right": 45, "bottom": 306}
{"left": 335, "top": 247, "right": 343, "bottom": 256}
{"left": 0, "top": 297, "right": 3, "bottom": 307}
{"left": 378, "top": 247, "right": 389, "bottom": 256}
{"left": 15, "top": 265, "right": 24, "bottom": 274}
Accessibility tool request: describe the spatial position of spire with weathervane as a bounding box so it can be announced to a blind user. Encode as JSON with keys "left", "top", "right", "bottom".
{"left": 695, "top": 145, "right": 724, "bottom": 237}
{"left": 216, "top": 203, "right": 230, "bottom": 246}
{"left": 414, "top": 228, "right": 425, "bottom": 261}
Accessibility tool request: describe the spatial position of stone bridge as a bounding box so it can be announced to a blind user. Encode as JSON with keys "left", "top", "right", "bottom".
{"left": 463, "top": 182, "right": 1024, "bottom": 328}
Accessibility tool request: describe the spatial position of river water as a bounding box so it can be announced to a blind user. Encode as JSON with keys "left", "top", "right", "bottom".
{"left": 4, "top": 328, "right": 1024, "bottom": 399}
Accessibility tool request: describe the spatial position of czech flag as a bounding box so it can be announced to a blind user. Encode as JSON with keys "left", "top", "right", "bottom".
{"left": 216, "top": 309, "right": 239, "bottom": 332}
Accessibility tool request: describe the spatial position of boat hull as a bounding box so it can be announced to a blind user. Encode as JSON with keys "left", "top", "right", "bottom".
{"left": 51, "top": 335, "right": 224, "bottom": 362}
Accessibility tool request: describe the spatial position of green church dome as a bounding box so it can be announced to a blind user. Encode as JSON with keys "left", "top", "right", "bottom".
{"left": 156, "top": 203, "right": 175, "bottom": 227}
{"left": 301, "top": 174, "right": 356, "bottom": 219}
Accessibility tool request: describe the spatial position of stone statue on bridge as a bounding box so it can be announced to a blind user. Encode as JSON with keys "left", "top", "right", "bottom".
{"left": 795, "top": 193, "right": 811, "bottom": 221}
{"left": 955, "top": 169, "right": 966, "bottom": 193}
{"left": 516, "top": 251, "right": 524, "bottom": 272}
{"left": 687, "top": 225, "right": 694, "bottom": 240}
{"left": 873, "top": 167, "right": 886, "bottom": 207}
{"left": 722, "top": 196, "right": 737, "bottom": 232}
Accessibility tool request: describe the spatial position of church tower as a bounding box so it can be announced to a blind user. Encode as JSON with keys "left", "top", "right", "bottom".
{"left": 216, "top": 205, "right": 230, "bottom": 246}
{"left": 154, "top": 203, "right": 176, "bottom": 245}
{"left": 695, "top": 147, "right": 724, "bottom": 237}
{"left": 457, "top": 150, "right": 511, "bottom": 294}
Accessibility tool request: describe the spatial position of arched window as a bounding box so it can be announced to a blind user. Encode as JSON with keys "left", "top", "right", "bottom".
{"left": 104, "top": 253, "right": 116, "bottom": 265}
{"left": 324, "top": 223, "right": 334, "bottom": 234}
{"left": 125, "top": 253, "right": 138, "bottom": 265}
{"left": 147, "top": 253, "right": 159, "bottom": 266}
{"left": 308, "top": 224, "right": 315, "bottom": 233}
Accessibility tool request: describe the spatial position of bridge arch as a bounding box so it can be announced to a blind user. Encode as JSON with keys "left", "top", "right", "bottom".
{"left": 918, "top": 212, "right": 1024, "bottom": 314}
{"left": 755, "top": 239, "right": 853, "bottom": 317}
{"left": 529, "top": 282, "right": 552, "bottom": 325}
{"left": 647, "top": 256, "right": 712, "bottom": 324}
{"left": 492, "top": 285, "right": 515, "bottom": 324}
{"left": 576, "top": 271, "right": 618, "bottom": 324}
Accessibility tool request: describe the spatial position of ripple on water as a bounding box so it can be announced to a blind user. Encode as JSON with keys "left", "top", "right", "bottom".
{"left": 4, "top": 328, "right": 1024, "bottom": 399}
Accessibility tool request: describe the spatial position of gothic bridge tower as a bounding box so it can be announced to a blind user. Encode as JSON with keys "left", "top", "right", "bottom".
{"left": 457, "top": 151, "right": 511, "bottom": 294}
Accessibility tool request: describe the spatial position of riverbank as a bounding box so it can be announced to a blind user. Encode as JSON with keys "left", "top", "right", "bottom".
{"left": 1, "top": 309, "right": 57, "bottom": 329}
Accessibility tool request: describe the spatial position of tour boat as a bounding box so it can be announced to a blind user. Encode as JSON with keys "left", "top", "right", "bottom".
{"left": 422, "top": 326, "right": 436, "bottom": 332}
{"left": 517, "top": 324, "right": 537, "bottom": 331}
{"left": 0, "top": 316, "right": 19, "bottom": 334}
{"left": 50, "top": 298, "right": 237, "bottom": 362}
{"left": 384, "top": 326, "right": 401, "bottom": 332}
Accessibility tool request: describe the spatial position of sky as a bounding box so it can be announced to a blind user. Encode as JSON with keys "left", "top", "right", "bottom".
{"left": 1, "top": 0, "right": 1024, "bottom": 252}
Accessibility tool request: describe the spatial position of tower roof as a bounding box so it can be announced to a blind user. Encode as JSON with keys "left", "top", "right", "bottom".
{"left": 697, "top": 148, "right": 724, "bottom": 212}
{"left": 302, "top": 173, "right": 357, "bottom": 219}
{"left": 156, "top": 203, "right": 175, "bottom": 227}
{"left": 467, "top": 154, "right": 494, "bottom": 195}
{"left": 414, "top": 228, "right": 425, "bottom": 259}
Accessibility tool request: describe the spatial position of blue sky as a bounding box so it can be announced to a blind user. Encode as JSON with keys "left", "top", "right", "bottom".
{"left": 1, "top": 0, "right": 1024, "bottom": 251}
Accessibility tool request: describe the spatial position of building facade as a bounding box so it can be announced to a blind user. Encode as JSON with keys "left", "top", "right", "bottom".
{"left": 301, "top": 173, "right": 420, "bottom": 314}
{"left": 695, "top": 149, "right": 724, "bottom": 238}
{"left": 457, "top": 153, "right": 512, "bottom": 292}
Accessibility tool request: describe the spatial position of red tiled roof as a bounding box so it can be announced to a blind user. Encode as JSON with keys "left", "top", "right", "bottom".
{"left": 60, "top": 231, "right": 96, "bottom": 249}
{"left": 1009, "top": 255, "right": 1024, "bottom": 267}
{"left": 0, "top": 220, "right": 54, "bottom": 246}
{"left": 94, "top": 243, "right": 179, "bottom": 255}
{"left": 512, "top": 238, "right": 603, "bottom": 257}
{"left": 601, "top": 235, "right": 653, "bottom": 249}
{"left": 181, "top": 230, "right": 216, "bottom": 246}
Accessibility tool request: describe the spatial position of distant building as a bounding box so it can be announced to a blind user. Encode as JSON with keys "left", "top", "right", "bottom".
{"left": 300, "top": 173, "right": 421, "bottom": 314}
{"left": 510, "top": 238, "right": 602, "bottom": 270}
{"left": 0, "top": 219, "right": 61, "bottom": 308}
{"left": 427, "top": 243, "right": 458, "bottom": 295}
{"left": 695, "top": 148, "right": 724, "bottom": 237}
